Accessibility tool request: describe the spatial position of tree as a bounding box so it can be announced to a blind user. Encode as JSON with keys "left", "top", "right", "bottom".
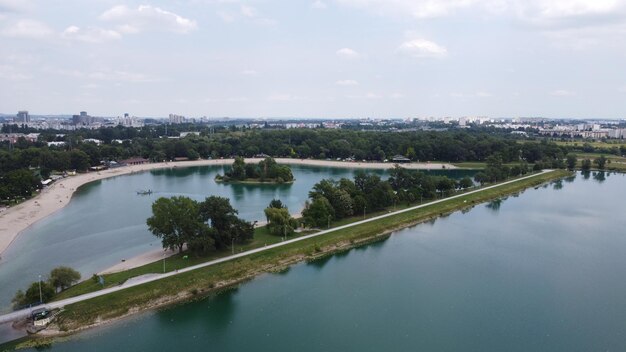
{"left": 49, "top": 266, "right": 81, "bottom": 292}
{"left": 594, "top": 155, "right": 607, "bottom": 170}
{"left": 147, "top": 196, "right": 209, "bottom": 253}
{"left": 302, "top": 196, "right": 334, "bottom": 228}
{"left": 268, "top": 199, "right": 285, "bottom": 209}
{"left": 69, "top": 150, "right": 91, "bottom": 171}
{"left": 12, "top": 281, "right": 55, "bottom": 308}
{"left": 229, "top": 156, "right": 246, "bottom": 180}
{"left": 199, "top": 196, "right": 253, "bottom": 249}
{"left": 264, "top": 207, "right": 298, "bottom": 236}
{"left": 581, "top": 159, "right": 592, "bottom": 171}
{"left": 566, "top": 153, "right": 578, "bottom": 171}
{"left": 474, "top": 172, "right": 488, "bottom": 185}
{"left": 4, "top": 169, "right": 40, "bottom": 198}
{"left": 459, "top": 177, "right": 473, "bottom": 189}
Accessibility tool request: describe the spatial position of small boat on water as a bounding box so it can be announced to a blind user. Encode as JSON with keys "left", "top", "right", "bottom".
{"left": 136, "top": 189, "right": 153, "bottom": 195}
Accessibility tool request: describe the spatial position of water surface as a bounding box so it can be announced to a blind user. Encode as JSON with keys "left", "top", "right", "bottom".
{"left": 0, "top": 165, "right": 473, "bottom": 312}
{"left": 15, "top": 171, "right": 626, "bottom": 351}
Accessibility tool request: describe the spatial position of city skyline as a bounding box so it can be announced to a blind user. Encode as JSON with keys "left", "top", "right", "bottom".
{"left": 1, "top": 0, "right": 626, "bottom": 118}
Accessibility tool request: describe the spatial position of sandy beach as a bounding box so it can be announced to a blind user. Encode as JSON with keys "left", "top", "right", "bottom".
{"left": 0, "top": 158, "right": 456, "bottom": 259}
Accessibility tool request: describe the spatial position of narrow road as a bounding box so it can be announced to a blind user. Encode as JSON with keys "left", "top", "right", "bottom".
{"left": 0, "top": 170, "right": 554, "bottom": 325}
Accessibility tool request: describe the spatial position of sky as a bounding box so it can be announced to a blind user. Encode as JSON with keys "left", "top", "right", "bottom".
{"left": 1, "top": 0, "right": 625, "bottom": 119}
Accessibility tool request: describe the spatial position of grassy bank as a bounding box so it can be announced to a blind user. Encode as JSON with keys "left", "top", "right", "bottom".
{"left": 40, "top": 169, "right": 570, "bottom": 335}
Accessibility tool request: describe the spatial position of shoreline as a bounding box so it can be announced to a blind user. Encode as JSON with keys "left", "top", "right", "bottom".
{"left": 0, "top": 158, "right": 456, "bottom": 257}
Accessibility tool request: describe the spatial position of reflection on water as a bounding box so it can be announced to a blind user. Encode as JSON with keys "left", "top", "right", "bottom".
{"left": 593, "top": 171, "right": 606, "bottom": 183}
{"left": 486, "top": 198, "right": 504, "bottom": 212}
{"left": 582, "top": 170, "right": 591, "bottom": 180}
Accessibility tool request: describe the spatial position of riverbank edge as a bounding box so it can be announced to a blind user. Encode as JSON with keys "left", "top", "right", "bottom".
{"left": 0, "top": 158, "right": 457, "bottom": 257}
{"left": 3, "top": 170, "right": 571, "bottom": 350}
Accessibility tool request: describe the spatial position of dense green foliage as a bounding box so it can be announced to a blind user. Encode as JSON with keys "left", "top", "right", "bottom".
{"left": 147, "top": 195, "right": 254, "bottom": 256}
{"left": 0, "top": 168, "right": 41, "bottom": 202}
{"left": 302, "top": 166, "right": 480, "bottom": 228}
{"left": 264, "top": 207, "right": 298, "bottom": 237}
{"left": 218, "top": 157, "right": 294, "bottom": 183}
{"left": 1, "top": 126, "right": 619, "bottom": 204}
{"left": 474, "top": 155, "right": 530, "bottom": 185}
{"left": 147, "top": 196, "right": 210, "bottom": 254}
{"left": 49, "top": 267, "right": 82, "bottom": 292}
{"left": 12, "top": 266, "right": 81, "bottom": 309}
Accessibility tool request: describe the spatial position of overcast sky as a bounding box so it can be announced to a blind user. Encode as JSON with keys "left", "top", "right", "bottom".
{"left": 1, "top": 0, "right": 625, "bottom": 119}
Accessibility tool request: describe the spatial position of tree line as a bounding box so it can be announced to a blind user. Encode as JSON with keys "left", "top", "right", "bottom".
{"left": 3, "top": 126, "right": 619, "bottom": 204}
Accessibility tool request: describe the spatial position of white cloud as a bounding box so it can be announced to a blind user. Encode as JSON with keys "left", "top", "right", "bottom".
{"left": 241, "top": 69, "right": 258, "bottom": 76}
{"left": 312, "top": 1, "right": 328, "bottom": 9}
{"left": 336, "top": 79, "right": 359, "bottom": 86}
{"left": 62, "top": 26, "right": 121, "bottom": 43}
{"left": 100, "top": 5, "right": 197, "bottom": 34}
{"left": 53, "top": 68, "right": 157, "bottom": 83}
{"left": 238, "top": 5, "right": 277, "bottom": 26}
{"left": 240, "top": 5, "right": 257, "bottom": 18}
{"left": 0, "top": 64, "right": 32, "bottom": 80}
{"left": 217, "top": 11, "right": 235, "bottom": 23}
{"left": 398, "top": 38, "right": 447, "bottom": 58}
{"left": 335, "top": 0, "right": 626, "bottom": 25}
{"left": 336, "top": 47, "right": 361, "bottom": 59}
{"left": 550, "top": 89, "right": 576, "bottom": 96}
{"left": 0, "top": 0, "right": 33, "bottom": 13}
{"left": 335, "top": 0, "right": 481, "bottom": 19}
{"left": 451, "top": 91, "right": 493, "bottom": 98}
{"left": 514, "top": 0, "right": 623, "bottom": 25}
{"left": 268, "top": 94, "right": 307, "bottom": 101}
{"left": 1, "top": 19, "right": 52, "bottom": 39}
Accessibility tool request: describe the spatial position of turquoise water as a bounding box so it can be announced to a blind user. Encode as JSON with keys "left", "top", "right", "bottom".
{"left": 14, "top": 171, "right": 626, "bottom": 351}
{"left": 0, "top": 165, "right": 474, "bottom": 313}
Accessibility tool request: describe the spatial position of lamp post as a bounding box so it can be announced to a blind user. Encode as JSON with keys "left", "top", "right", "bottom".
{"left": 327, "top": 215, "right": 331, "bottom": 229}
{"left": 232, "top": 236, "right": 235, "bottom": 254}
{"left": 163, "top": 257, "right": 165, "bottom": 273}
{"left": 363, "top": 205, "right": 366, "bottom": 219}
{"left": 38, "top": 275, "right": 42, "bottom": 304}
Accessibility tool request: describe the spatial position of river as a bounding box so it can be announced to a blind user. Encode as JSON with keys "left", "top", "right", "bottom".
{"left": 0, "top": 165, "right": 473, "bottom": 313}
{"left": 7, "top": 171, "right": 626, "bottom": 351}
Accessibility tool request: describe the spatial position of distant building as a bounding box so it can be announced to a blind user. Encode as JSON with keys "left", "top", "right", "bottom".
{"left": 120, "top": 157, "right": 149, "bottom": 165}
{"left": 392, "top": 155, "right": 411, "bottom": 163}
{"left": 72, "top": 111, "right": 94, "bottom": 125}
{"left": 180, "top": 131, "right": 200, "bottom": 138}
{"left": 169, "top": 114, "right": 185, "bottom": 124}
{"left": 83, "top": 138, "right": 103, "bottom": 145}
{"left": 15, "top": 111, "right": 30, "bottom": 123}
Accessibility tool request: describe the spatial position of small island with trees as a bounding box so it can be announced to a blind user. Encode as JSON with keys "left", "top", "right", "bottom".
{"left": 215, "top": 157, "right": 294, "bottom": 184}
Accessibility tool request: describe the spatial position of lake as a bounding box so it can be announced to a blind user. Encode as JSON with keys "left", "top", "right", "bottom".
{"left": 0, "top": 165, "right": 474, "bottom": 313}
{"left": 10, "top": 171, "right": 626, "bottom": 351}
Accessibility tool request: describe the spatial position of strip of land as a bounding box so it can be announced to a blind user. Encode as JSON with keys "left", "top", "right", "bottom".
{"left": 0, "top": 169, "right": 564, "bottom": 327}
{"left": 100, "top": 211, "right": 303, "bottom": 274}
{"left": 0, "top": 158, "right": 456, "bottom": 257}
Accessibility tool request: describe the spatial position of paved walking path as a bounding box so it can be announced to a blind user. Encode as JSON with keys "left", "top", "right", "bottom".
{"left": 0, "top": 170, "right": 553, "bottom": 325}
